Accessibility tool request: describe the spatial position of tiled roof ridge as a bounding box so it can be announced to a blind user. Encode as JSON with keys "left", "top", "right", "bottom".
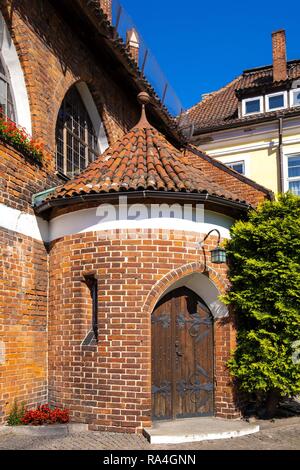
{"left": 185, "top": 58, "right": 300, "bottom": 132}
{"left": 243, "top": 58, "right": 300, "bottom": 74}
{"left": 183, "top": 76, "right": 241, "bottom": 116}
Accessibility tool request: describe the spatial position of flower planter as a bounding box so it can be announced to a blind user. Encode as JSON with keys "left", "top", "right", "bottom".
{"left": 1, "top": 423, "right": 88, "bottom": 437}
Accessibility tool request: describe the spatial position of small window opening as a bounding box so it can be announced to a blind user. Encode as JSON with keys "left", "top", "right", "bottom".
{"left": 84, "top": 274, "right": 98, "bottom": 341}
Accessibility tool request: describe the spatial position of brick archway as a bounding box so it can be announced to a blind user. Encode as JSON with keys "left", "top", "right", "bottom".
{"left": 142, "top": 261, "right": 229, "bottom": 319}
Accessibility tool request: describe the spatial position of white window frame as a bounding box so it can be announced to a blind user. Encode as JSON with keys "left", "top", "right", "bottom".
{"left": 0, "top": 11, "right": 31, "bottom": 134}
{"left": 265, "top": 91, "right": 287, "bottom": 112}
{"left": 242, "top": 96, "right": 263, "bottom": 116}
{"left": 289, "top": 88, "right": 300, "bottom": 108}
{"left": 226, "top": 160, "right": 245, "bottom": 175}
{"left": 283, "top": 152, "right": 300, "bottom": 194}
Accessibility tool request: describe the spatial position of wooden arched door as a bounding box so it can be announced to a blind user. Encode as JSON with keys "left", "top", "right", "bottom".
{"left": 151, "top": 286, "right": 214, "bottom": 420}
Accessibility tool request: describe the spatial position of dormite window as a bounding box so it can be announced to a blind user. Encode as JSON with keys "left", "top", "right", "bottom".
{"left": 242, "top": 97, "right": 263, "bottom": 116}
{"left": 290, "top": 88, "right": 300, "bottom": 107}
{"left": 56, "top": 87, "right": 99, "bottom": 178}
{"left": 0, "top": 54, "right": 16, "bottom": 121}
{"left": 242, "top": 91, "right": 289, "bottom": 116}
{"left": 226, "top": 161, "right": 245, "bottom": 175}
{"left": 266, "top": 91, "right": 287, "bottom": 111}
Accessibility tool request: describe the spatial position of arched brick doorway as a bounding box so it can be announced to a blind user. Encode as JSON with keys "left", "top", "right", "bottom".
{"left": 151, "top": 286, "right": 214, "bottom": 421}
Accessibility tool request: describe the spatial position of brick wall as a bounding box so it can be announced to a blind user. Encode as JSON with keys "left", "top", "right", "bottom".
{"left": 0, "top": 0, "right": 139, "bottom": 152}
{"left": 99, "top": 0, "right": 112, "bottom": 21}
{"left": 48, "top": 228, "right": 239, "bottom": 433}
{"left": 0, "top": 228, "right": 48, "bottom": 422}
{"left": 272, "top": 30, "right": 287, "bottom": 82}
{"left": 0, "top": 142, "right": 59, "bottom": 214}
{"left": 0, "top": 141, "right": 56, "bottom": 422}
{"left": 0, "top": 0, "right": 142, "bottom": 419}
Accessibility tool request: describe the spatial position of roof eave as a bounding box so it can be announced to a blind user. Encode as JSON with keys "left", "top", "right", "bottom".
{"left": 192, "top": 108, "right": 300, "bottom": 136}
{"left": 35, "top": 190, "right": 252, "bottom": 219}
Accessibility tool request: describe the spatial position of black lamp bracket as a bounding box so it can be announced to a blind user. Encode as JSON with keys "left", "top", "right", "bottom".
{"left": 197, "top": 229, "right": 221, "bottom": 248}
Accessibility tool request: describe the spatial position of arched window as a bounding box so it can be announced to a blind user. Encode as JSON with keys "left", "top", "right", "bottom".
{"left": 0, "top": 53, "right": 16, "bottom": 121}
{"left": 0, "top": 11, "right": 31, "bottom": 133}
{"left": 56, "top": 86, "right": 100, "bottom": 178}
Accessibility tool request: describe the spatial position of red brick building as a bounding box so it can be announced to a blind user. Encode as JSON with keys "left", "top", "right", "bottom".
{"left": 0, "top": 0, "right": 272, "bottom": 432}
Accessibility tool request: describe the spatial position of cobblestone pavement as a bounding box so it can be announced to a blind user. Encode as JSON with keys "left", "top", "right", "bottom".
{"left": 0, "top": 418, "right": 299, "bottom": 450}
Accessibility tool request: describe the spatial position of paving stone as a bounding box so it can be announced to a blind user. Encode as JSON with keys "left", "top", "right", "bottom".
{"left": 0, "top": 418, "right": 299, "bottom": 450}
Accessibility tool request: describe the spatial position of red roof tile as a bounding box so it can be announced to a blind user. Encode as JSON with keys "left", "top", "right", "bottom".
{"left": 46, "top": 125, "right": 245, "bottom": 204}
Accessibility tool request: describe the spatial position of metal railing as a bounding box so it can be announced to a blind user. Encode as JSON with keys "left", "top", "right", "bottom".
{"left": 110, "top": 0, "right": 184, "bottom": 118}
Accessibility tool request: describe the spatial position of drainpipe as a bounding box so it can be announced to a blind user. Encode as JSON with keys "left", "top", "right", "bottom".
{"left": 278, "top": 117, "right": 284, "bottom": 193}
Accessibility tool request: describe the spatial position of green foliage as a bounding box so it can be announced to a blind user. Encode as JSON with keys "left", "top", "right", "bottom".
{"left": 223, "top": 193, "right": 300, "bottom": 398}
{"left": 6, "top": 400, "right": 26, "bottom": 426}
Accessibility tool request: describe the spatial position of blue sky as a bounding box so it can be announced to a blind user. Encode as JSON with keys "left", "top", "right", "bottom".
{"left": 122, "top": 0, "right": 299, "bottom": 110}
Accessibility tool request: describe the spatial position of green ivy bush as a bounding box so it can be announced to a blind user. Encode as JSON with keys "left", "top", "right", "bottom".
{"left": 223, "top": 193, "right": 300, "bottom": 416}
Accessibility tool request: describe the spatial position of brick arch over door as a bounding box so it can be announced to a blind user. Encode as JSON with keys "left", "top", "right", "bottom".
{"left": 142, "top": 261, "right": 229, "bottom": 320}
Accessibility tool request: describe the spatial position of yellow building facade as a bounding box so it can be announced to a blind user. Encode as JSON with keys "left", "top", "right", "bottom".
{"left": 196, "top": 115, "right": 300, "bottom": 195}
{"left": 185, "top": 30, "right": 300, "bottom": 197}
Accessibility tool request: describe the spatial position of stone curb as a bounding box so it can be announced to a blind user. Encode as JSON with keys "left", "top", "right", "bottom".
{"left": 0, "top": 423, "right": 88, "bottom": 437}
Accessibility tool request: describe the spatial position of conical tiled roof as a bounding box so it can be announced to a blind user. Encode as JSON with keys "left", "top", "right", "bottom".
{"left": 46, "top": 126, "right": 244, "bottom": 204}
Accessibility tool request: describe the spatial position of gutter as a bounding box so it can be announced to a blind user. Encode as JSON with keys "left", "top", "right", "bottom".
{"left": 278, "top": 117, "right": 285, "bottom": 193}
{"left": 34, "top": 190, "right": 252, "bottom": 217}
{"left": 191, "top": 109, "right": 300, "bottom": 136}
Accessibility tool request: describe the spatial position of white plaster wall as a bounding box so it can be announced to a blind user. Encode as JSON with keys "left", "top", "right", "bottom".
{"left": 0, "top": 203, "right": 48, "bottom": 241}
{"left": 49, "top": 205, "right": 234, "bottom": 242}
{"left": 0, "top": 202, "right": 234, "bottom": 243}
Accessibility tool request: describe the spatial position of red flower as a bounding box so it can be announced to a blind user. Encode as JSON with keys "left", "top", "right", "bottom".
{"left": 0, "top": 113, "right": 44, "bottom": 161}
{"left": 21, "top": 405, "right": 69, "bottom": 426}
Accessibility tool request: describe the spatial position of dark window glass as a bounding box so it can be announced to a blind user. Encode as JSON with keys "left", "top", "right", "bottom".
{"left": 55, "top": 86, "right": 98, "bottom": 178}
{"left": 0, "top": 56, "right": 16, "bottom": 121}
{"left": 268, "top": 94, "right": 284, "bottom": 110}
{"left": 288, "top": 156, "right": 300, "bottom": 178}
{"left": 292, "top": 91, "right": 300, "bottom": 106}
{"left": 289, "top": 181, "right": 300, "bottom": 195}
{"left": 84, "top": 275, "right": 98, "bottom": 341}
{"left": 227, "top": 162, "right": 245, "bottom": 174}
{"left": 245, "top": 99, "right": 261, "bottom": 114}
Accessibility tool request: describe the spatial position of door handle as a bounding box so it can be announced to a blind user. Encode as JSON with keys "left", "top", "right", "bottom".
{"left": 175, "top": 341, "right": 183, "bottom": 357}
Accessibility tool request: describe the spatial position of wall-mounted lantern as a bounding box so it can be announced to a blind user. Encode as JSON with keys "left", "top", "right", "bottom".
{"left": 199, "top": 229, "right": 227, "bottom": 265}
{"left": 210, "top": 245, "right": 227, "bottom": 264}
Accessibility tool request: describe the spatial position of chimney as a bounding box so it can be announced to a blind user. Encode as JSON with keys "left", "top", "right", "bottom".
{"left": 126, "top": 28, "right": 140, "bottom": 64}
{"left": 99, "top": 0, "right": 112, "bottom": 22}
{"left": 272, "top": 29, "right": 287, "bottom": 82}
